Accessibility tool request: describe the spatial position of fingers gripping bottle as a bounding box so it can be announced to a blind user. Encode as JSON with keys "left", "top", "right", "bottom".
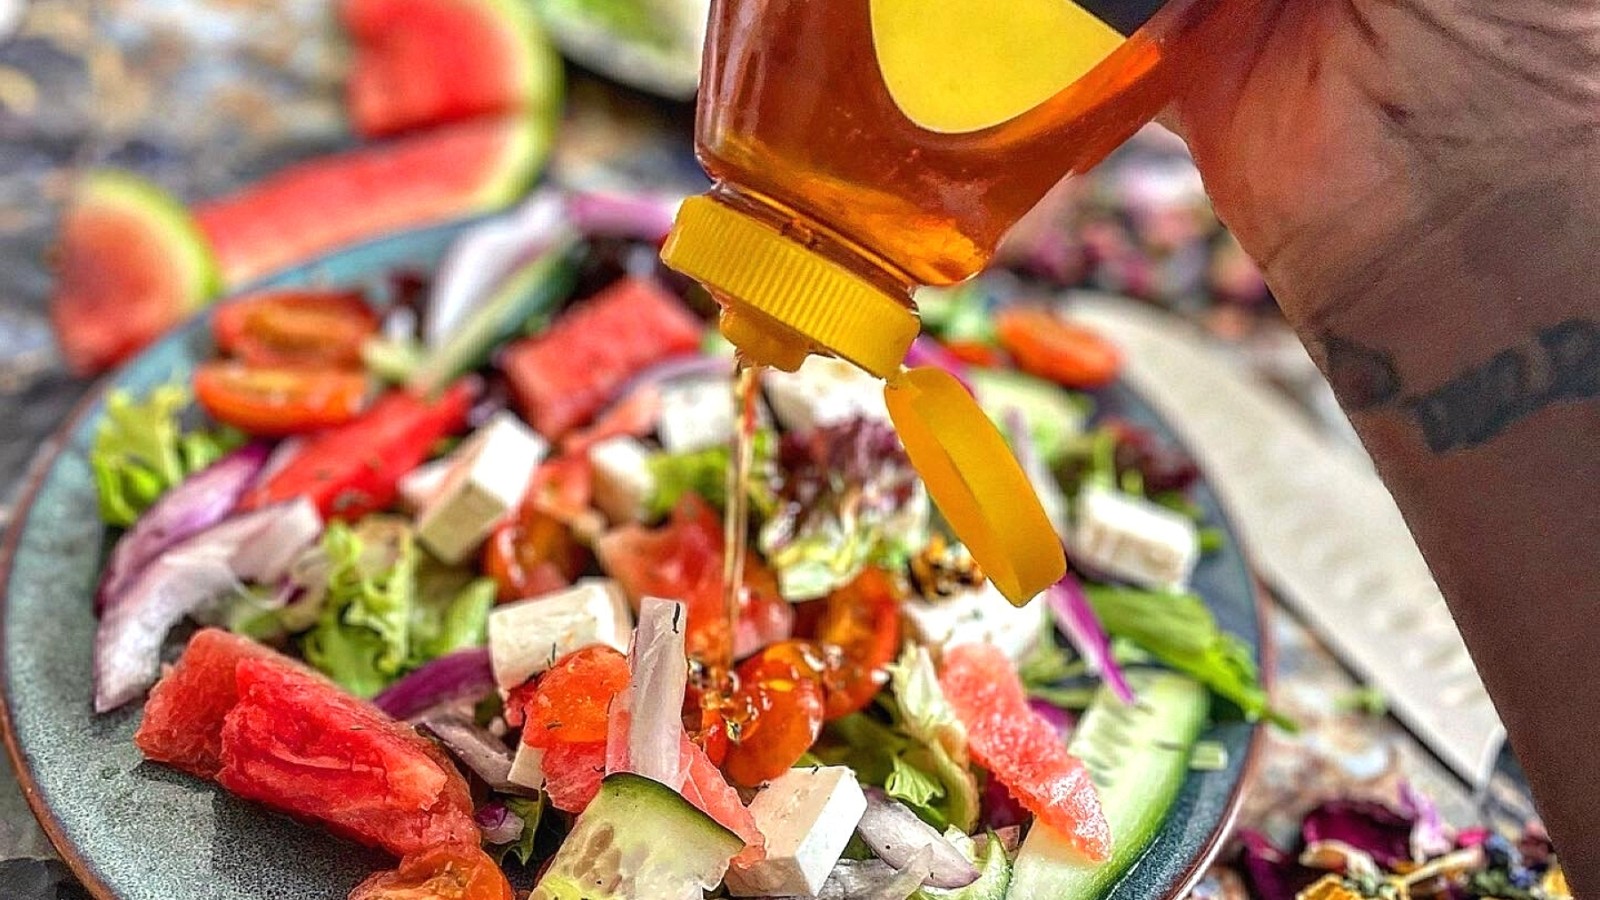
{"left": 662, "top": 0, "right": 1220, "bottom": 604}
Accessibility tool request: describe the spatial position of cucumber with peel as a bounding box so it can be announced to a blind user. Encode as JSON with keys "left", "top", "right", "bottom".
{"left": 1007, "top": 669, "right": 1209, "bottom": 899}
{"left": 529, "top": 773, "right": 743, "bottom": 900}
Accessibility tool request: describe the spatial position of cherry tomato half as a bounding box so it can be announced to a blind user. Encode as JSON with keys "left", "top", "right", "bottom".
{"left": 483, "top": 502, "right": 590, "bottom": 603}
{"left": 684, "top": 679, "right": 730, "bottom": 768}
{"left": 347, "top": 846, "right": 513, "bottom": 900}
{"left": 722, "top": 648, "right": 826, "bottom": 787}
{"left": 793, "top": 568, "right": 904, "bottom": 720}
{"left": 194, "top": 361, "right": 368, "bottom": 436}
{"left": 213, "top": 289, "right": 379, "bottom": 369}
{"left": 995, "top": 307, "right": 1122, "bottom": 388}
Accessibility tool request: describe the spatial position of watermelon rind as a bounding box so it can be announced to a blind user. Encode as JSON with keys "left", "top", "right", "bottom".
{"left": 79, "top": 170, "right": 221, "bottom": 310}
{"left": 470, "top": 109, "right": 559, "bottom": 213}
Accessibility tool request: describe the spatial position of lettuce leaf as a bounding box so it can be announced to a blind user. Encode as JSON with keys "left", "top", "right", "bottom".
{"left": 90, "top": 383, "right": 239, "bottom": 526}
{"left": 409, "top": 557, "right": 495, "bottom": 665}
{"left": 302, "top": 518, "right": 417, "bottom": 697}
{"left": 913, "top": 829, "right": 1013, "bottom": 900}
{"left": 493, "top": 795, "right": 546, "bottom": 866}
{"left": 646, "top": 432, "right": 776, "bottom": 521}
{"left": 1084, "top": 584, "right": 1294, "bottom": 729}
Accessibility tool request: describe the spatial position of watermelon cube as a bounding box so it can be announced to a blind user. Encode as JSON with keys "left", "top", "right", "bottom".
{"left": 502, "top": 278, "right": 703, "bottom": 438}
{"left": 134, "top": 628, "right": 280, "bottom": 779}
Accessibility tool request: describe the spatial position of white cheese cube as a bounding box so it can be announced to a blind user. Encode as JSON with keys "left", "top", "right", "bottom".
{"left": 724, "top": 767, "right": 867, "bottom": 897}
{"left": 763, "top": 356, "right": 888, "bottom": 434}
{"left": 397, "top": 456, "right": 454, "bottom": 512}
{"left": 416, "top": 413, "right": 548, "bottom": 563}
{"left": 507, "top": 741, "right": 546, "bottom": 792}
{"left": 654, "top": 376, "right": 737, "bottom": 453}
{"left": 588, "top": 435, "right": 657, "bottom": 525}
{"left": 902, "top": 580, "right": 1047, "bottom": 663}
{"left": 1068, "top": 484, "right": 1200, "bottom": 592}
{"left": 488, "top": 578, "right": 633, "bottom": 690}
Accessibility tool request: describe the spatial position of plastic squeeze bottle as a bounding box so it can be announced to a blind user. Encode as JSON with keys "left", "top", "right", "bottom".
{"left": 661, "top": 0, "right": 1219, "bottom": 604}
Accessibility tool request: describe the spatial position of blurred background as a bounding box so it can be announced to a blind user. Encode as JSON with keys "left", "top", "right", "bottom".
{"left": 0, "top": 0, "right": 1549, "bottom": 896}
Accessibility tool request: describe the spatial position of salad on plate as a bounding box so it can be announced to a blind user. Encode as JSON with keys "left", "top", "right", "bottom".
{"left": 85, "top": 189, "right": 1276, "bottom": 900}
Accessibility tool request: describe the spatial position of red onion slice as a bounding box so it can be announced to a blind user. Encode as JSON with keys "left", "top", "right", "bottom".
{"left": 565, "top": 190, "right": 682, "bottom": 243}
{"left": 1044, "top": 572, "right": 1135, "bottom": 705}
{"left": 425, "top": 191, "right": 565, "bottom": 349}
{"left": 419, "top": 713, "right": 516, "bottom": 792}
{"left": 856, "top": 789, "right": 980, "bottom": 889}
{"left": 373, "top": 647, "right": 496, "bottom": 722}
{"left": 622, "top": 598, "right": 689, "bottom": 787}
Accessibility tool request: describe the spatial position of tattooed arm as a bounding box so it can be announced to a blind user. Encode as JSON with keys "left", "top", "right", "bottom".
{"left": 1166, "top": 0, "right": 1600, "bottom": 883}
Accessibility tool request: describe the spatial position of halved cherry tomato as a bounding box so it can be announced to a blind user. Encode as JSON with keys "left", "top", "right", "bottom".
{"left": 213, "top": 289, "right": 379, "bottom": 369}
{"left": 194, "top": 361, "right": 368, "bottom": 436}
{"left": 994, "top": 307, "right": 1122, "bottom": 388}
{"left": 347, "top": 846, "right": 512, "bottom": 900}
{"left": 722, "top": 647, "right": 826, "bottom": 787}
{"left": 483, "top": 502, "right": 591, "bottom": 603}
{"left": 805, "top": 568, "right": 903, "bottom": 719}
{"left": 241, "top": 380, "right": 475, "bottom": 521}
{"left": 525, "top": 453, "right": 595, "bottom": 525}
{"left": 684, "top": 678, "right": 730, "bottom": 767}
{"left": 943, "top": 339, "right": 1008, "bottom": 369}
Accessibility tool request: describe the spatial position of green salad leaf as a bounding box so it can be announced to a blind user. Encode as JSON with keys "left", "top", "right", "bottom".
{"left": 646, "top": 432, "right": 776, "bottom": 521}
{"left": 494, "top": 795, "right": 546, "bottom": 867}
{"left": 1084, "top": 584, "right": 1294, "bottom": 730}
{"left": 409, "top": 560, "right": 496, "bottom": 666}
{"left": 302, "top": 518, "right": 417, "bottom": 697}
{"left": 90, "top": 383, "right": 240, "bottom": 526}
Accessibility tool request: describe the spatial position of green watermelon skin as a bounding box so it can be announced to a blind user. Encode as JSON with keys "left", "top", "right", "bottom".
{"left": 196, "top": 114, "right": 550, "bottom": 288}
{"left": 49, "top": 171, "right": 219, "bottom": 374}
{"left": 343, "top": 0, "right": 563, "bottom": 138}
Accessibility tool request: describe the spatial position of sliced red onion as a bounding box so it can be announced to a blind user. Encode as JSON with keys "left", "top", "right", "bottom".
{"left": 976, "top": 826, "right": 1023, "bottom": 857}
{"left": 373, "top": 647, "right": 495, "bottom": 721}
{"left": 1027, "top": 698, "right": 1075, "bottom": 738}
{"left": 904, "top": 336, "right": 974, "bottom": 394}
{"left": 776, "top": 849, "right": 934, "bottom": 900}
{"left": 978, "top": 776, "right": 1031, "bottom": 832}
{"left": 475, "top": 801, "right": 526, "bottom": 846}
{"left": 95, "top": 443, "right": 271, "bottom": 614}
{"left": 1398, "top": 781, "right": 1454, "bottom": 859}
{"left": 1003, "top": 407, "right": 1068, "bottom": 535}
{"left": 420, "top": 713, "right": 516, "bottom": 792}
{"left": 565, "top": 190, "right": 682, "bottom": 243}
{"left": 1044, "top": 571, "right": 1135, "bottom": 705}
{"left": 856, "top": 789, "right": 980, "bottom": 890}
{"left": 425, "top": 191, "right": 565, "bottom": 349}
{"left": 625, "top": 598, "right": 688, "bottom": 787}
{"left": 93, "top": 500, "right": 322, "bottom": 712}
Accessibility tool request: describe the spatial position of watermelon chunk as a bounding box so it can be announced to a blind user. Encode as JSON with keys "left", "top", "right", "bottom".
{"left": 542, "top": 739, "right": 609, "bottom": 813}
{"left": 49, "top": 171, "right": 220, "bottom": 374}
{"left": 217, "top": 657, "right": 478, "bottom": 857}
{"left": 502, "top": 277, "right": 703, "bottom": 438}
{"left": 342, "top": 0, "right": 562, "bottom": 138}
{"left": 196, "top": 116, "right": 549, "bottom": 288}
{"left": 134, "top": 629, "right": 278, "bottom": 779}
{"left": 940, "top": 642, "right": 1110, "bottom": 862}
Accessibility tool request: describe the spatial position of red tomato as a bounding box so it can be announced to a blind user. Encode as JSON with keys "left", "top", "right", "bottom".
{"left": 596, "top": 494, "right": 788, "bottom": 665}
{"left": 684, "top": 680, "right": 730, "bottom": 767}
{"left": 213, "top": 289, "right": 379, "bottom": 369}
{"left": 943, "top": 339, "right": 1008, "bottom": 368}
{"left": 543, "top": 740, "right": 608, "bottom": 813}
{"left": 518, "top": 646, "right": 630, "bottom": 748}
{"left": 194, "top": 361, "right": 369, "bottom": 436}
{"left": 482, "top": 502, "right": 590, "bottom": 603}
{"left": 722, "top": 649, "right": 826, "bottom": 787}
{"left": 241, "top": 380, "right": 475, "bottom": 520}
{"left": 804, "top": 568, "right": 903, "bottom": 720}
{"left": 995, "top": 308, "right": 1121, "bottom": 388}
{"left": 561, "top": 384, "right": 663, "bottom": 456}
{"left": 524, "top": 453, "right": 595, "bottom": 525}
{"left": 347, "top": 847, "right": 513, "bottom": 900}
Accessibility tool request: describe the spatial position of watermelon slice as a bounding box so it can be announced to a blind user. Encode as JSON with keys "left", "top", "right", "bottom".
{"left": 49, "top": 171, "right": 220, "bottom": 374}
{"left": 217, "top": 656, "right": 478, "bottom": 857}
{"left": 542, "top": 739, "right": 609, "bottom": 813}
{"left": 342, "top": 0, "right": 563, "bottom": 138}
{"left": 196, "top": 115, "right": 549, "bottom": 288}
{"left": 134, "top": 628, "right": 279, "bottom": 779}
{"left": 501, "top": 277, "right": 703, "bottom": 437}
{"left": 940, "top": 642, "right": 1111, "bottom": 862}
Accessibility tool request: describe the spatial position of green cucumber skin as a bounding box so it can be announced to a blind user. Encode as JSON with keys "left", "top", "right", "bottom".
{"left": 966, "top": 368, "right": 1088, "bottom": 464}
{"left": 1007, "top": 669, "right": 1209, "bottom": 900}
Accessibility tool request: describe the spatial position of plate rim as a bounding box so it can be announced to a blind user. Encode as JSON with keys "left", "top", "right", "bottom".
{"left": 0, "top": 271, "right": 1271, "bottom": 900}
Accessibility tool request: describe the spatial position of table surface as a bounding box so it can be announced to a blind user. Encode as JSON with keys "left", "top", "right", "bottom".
{"left": 0, "top": 2, "right": 1534, "bottom": 897}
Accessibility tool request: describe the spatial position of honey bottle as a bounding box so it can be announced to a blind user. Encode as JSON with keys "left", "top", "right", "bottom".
{"left": 662, "top": 0, "right": 1225, "bottom": 604}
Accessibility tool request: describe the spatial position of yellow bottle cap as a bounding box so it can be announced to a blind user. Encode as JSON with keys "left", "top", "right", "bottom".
{"left": 661, "top": 195, "right": 919, "bottom": 379}
{"left": 886, "top": 367, "right": 1066, "bottom": 605}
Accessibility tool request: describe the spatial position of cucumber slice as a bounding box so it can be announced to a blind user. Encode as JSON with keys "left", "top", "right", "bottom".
{"left": 1007, "top": 669, "right": 1209, "bottom": 899}
{"left": 530, "top": 773, "right": 744, "bottom": 900}
{"left": 966, "top": 368, "right": 1089, "bottom": 465}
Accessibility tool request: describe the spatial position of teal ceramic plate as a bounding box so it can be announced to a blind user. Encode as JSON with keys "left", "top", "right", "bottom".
{"left": 0, "top": 222, "right": 1264, "bottom": 899}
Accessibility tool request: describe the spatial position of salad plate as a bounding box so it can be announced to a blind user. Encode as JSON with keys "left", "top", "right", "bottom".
{"left": 0, "top": 218, "right": 1265, "bottom": 900}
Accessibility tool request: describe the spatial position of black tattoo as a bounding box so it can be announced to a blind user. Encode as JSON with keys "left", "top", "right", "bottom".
{"left": 1322, "top": 334, "right": 1402, "bottom": 410}
{"left": 1318, "top": 319, "right": 1599, "bottom": 454}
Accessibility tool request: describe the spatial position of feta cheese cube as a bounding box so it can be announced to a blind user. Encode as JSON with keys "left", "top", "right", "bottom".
{"left": 488, "top": 578, "right": 633, "bottom": 690}
{"left": 902, "top": 580, "right": 1047, "bottom": 663}
{"left": 1068, "top": 484, "right": 1200, "bottom": 592}
{"left": 416, "top": 412, "right": 548, "bottom": 563}
{"left": 507, "top": 742, "right": 546, "bottom": 792}
{"left": 763, "top": 356, "right": 888, "bottom": 434}
{"left": 656, "top": 376, "right": 769, "bottom": 453}
{"left": 397, "top": 456, "right": 454, "bottom": 512}
{"left": 588, "top": 435, "right": 657, "bottom": 525}
{"left": 724, "top": 767, "right": 867, "bottom": 897}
